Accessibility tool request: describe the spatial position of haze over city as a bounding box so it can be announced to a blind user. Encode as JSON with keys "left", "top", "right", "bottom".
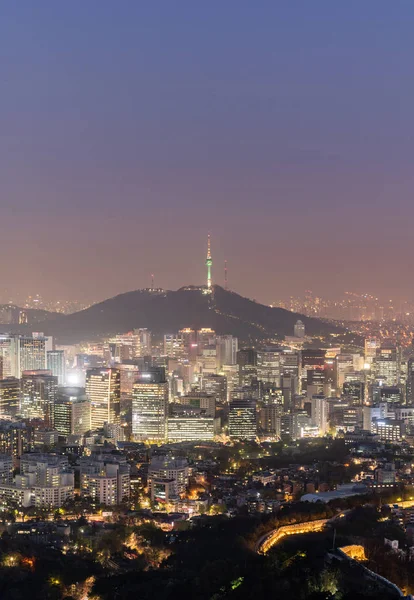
{"left": 4, "top": 3, "right": 414, "bottom": 599}
{"left": 2, "top": 1, "right": 414, "bottom": 304}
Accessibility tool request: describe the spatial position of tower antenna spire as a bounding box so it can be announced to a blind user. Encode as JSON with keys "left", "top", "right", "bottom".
{"left": 206, "top": 233, "right": 212, "bottom": 291}
{"left": 224, "top": 260, "right": 228, "bottom": 290}
{"left": 151, "top": 273, "right": 154, "bottom": 290}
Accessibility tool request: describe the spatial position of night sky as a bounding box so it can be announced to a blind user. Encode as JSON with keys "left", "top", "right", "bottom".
{"left": 2, "top": 1, "right": 414, "bottom": 305}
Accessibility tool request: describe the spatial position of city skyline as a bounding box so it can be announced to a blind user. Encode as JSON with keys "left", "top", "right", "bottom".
{"left": 3, "top": 2, "right": 414, "bottom": 304}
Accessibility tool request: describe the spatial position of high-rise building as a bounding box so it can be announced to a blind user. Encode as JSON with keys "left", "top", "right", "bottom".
{"left": 164, "top": 333, "right": 186, "bottom": 359}
{"left": 379, "top": 386, "right": 403, "bottom": 404}
{"left": 54, "top": 387, "right": 91, "bottom": 436}
{"left": 216, "top": 335, "right": 238, "bottom": 367}
{"left": 343, "top": 381, "right": 365, "bottom": 406}
{"left": 259, "top": 404, "right": 282, "bottom": 438}
{"left": 132, "top": 368, "right": 168, "bottom": 441}
{"left": 0, "top": 334, "right": 51, "bottom": 378}
{"left": 311, "top": 395, "right": 328, "bottom": 435}
{"left": 364, "top": 337, "right": 380, "bottom": 367}
{"left": 237, "top": 349, "right": 257, "bottom": 387}
{"left": 15, "top": 334, "right": 50, "bottom": 377}
{"left": 294, "top": 320, "right": 305, "bottom": 338}
{"left": 21, "top": 371, "right": 58, "bottom": 424}
{"left": 301, "top": 349, "right": 326, "bottom": 392}
{"left": 374, "top": 346, "right": 401, "bottom": 386}
{"left": 335, "top": 354, "right": 354, "bottom": 392}
{"left": 228, "top": 398, "right": 257, "bottom": 440}
{"left": 407, "top": 357, "right": 414, "bottom": 406}
{"left": 47, "top": 350, "right": 66, "bottom": 385}
{"left": 257, "top": 347, "right": 282, "bottom": 385}
{"left": 133, "top": 329, "right": 152, "bottom": 358}
{"left": 0, "top": 378, "right": 20, "bottom": 418}
{"left": 86, "top": 368, "right": 121, "bottom": 430}
{"left": 0, "top": 421, "right": 32, "bottom": 459}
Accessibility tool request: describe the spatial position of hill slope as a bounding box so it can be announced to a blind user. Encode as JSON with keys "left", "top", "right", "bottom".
{"left": 20, "top": 286, "right": 346, "bottom": 344}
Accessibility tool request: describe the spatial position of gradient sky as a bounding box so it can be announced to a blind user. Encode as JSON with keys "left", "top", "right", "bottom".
{"left": 2, "top": 1, "right": 414, "bottom": 305}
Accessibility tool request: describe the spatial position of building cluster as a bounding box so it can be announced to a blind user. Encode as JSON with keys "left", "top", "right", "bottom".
{"left": 0, "top": 241, "right": 413, "bottom": 514}
{"left": 2, "top": 327, "right": 414, "bottom": 451}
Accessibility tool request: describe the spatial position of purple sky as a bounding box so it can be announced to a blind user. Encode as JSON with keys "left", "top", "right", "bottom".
{"left": 2, "top": 1, "right": 414, "bottom": 305}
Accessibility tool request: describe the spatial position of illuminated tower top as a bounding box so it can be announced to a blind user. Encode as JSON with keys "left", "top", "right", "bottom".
{"left": 206, "top": 233, "right": 212, "bottom": 290}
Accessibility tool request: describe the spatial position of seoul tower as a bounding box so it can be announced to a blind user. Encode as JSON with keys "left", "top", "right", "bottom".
{"left": 206, "top": 233, "right": 212, "bottom": 291}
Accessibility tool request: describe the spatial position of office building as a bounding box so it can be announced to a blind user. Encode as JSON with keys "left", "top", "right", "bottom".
{"left": 374, "top": 346, "right": 401, "bottom": 386}
{"left": 0, "top": 378, "right": 20, "bottom": 417}
{"left": 0, "top": 421, "right": 32, "bottom": 459}
{"left": 379, "top": 386, "right": 403, "bottom": 404}
{"left": 237, "top": 349, "right": 257, "bottom": 387}
{"left": 335, "top": 354, "right": 354, "bottom": 392}
{"left": 132, "top": 368, "right": 168, "bottom": 441}
{"left": 133, "top": 328, "right": 152, "bottom": 357}
{"left": 164, "top": 333, "right": 185, "bottom": 359}
{"left": 257, "top": 347, "right": 282, "bottom": 385}
{"left": 180, "top": 393, "right": 215, "bottom": 417}
{"left": 407, "top": 357, "right": 414, "bottom": 406}
{"left": 228, "top": 398, "right": 257, "bottom": 440}
{"left": 86, "top": 368, "right": 120, "bottom": 430}
{"left": 259, "top": 404, "right": 282, "bottom": 438}
{"left": 216, "top": 335, "right": 238, "bottom": 367}
{"left": 21, "top": 371, "right": 58, "bottom": 424}
{"left": 47, "top": 350, "right": 66, "bottom": 385}
{"left": 343, "top": 381, "right": 365, "bottom": 406}
{"left": 364, "top": 337, "right": 380, "bottom": 367}
{"left": 201, "top": 374, "right": 227, "bottom": 404}
{"left": 167, "top": 414, "right": 215, "bottom": 442}
{"left": 14, "top": 334, "right": 50, "bottom": 378}
{"left": 301, "top": 349, "right": 326, "bottom": 391}
{"left": 311, "top": 395, "right": 328, "bottom": 435}
{"left": 54, "top": 387, "right": 91, "bottom": 436}
{"left": 371, "top": 418, "right": 406, "bottom": 443}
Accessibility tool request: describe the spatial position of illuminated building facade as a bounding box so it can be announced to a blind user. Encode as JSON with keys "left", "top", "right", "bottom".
{"left": 132, "top": 368, "right": 168, "bottom": 441}
{"left": 86, "top": 368, "right": 121, "bottom": 430}
{"left": 0, "top": 378, "right": 20, "bottom": 418}
{"left": 47, "top": 350, "right": 66, "bottom": 385}
{"left": 21, "top": 371, "right": 58, "bottom": 424}
{"left": 228, "top": 398, "right": 257, "bottom": 440}
{"left": 54, "top": 387, "right": 91, "bottom": 436}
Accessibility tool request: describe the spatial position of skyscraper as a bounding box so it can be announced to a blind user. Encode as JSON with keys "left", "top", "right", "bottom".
{"left": 21, "top": 371, "right": 58, "bottom": 424}
{"left": 407, "top": 357, "right": 414, "bottom": 406}
{"left": 228, "top": 398, "right": 257, "bottom": 440}
{"left": 86, "top": 368, "right": 121, "bottom": 430}
{"left": 0, "top": 378, "right": 20, "bottom": 418}
{"left": 133, "top": 328, "right": 152, "bottom": 357}
{"left": 14, "top": 334, "right": 51, "bottom": 378}
{"left": 47, "top": 350, "right": 66, "bottom": 385}
{"left": 54, "top": 387, "right": 91, "bottom": 436}
{"left": 216, "top": 335, "right": 238, "bottom": 367}
{"left": 374, "top": 346, "right": 401, "bottom": 386}
{"left": 132, "top": 368, "right": 168, "bottom": 442}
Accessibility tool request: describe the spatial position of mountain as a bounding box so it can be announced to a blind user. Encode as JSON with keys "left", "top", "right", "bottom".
{"left": 0, "top": 304, "right": 59, "bottom": 327}
{"left": 17, "top": 285, "right": 348, "bottom": 345}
